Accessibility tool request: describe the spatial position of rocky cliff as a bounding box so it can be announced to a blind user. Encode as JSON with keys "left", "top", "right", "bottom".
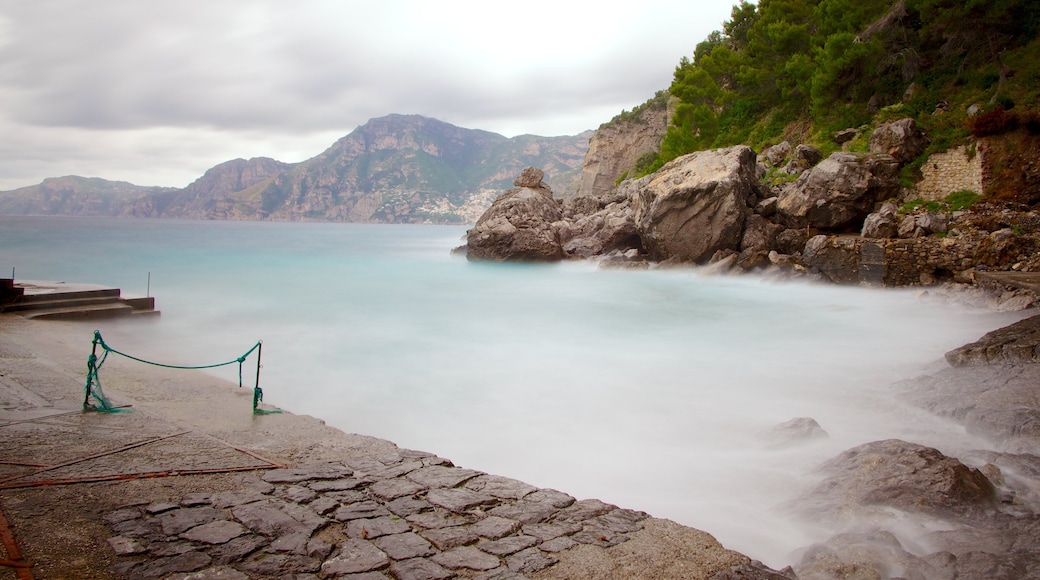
{"left": 576, "top": 93, "right": 670, "bottom": 198}
{"left": 0, "top": 115, "right": 591, "bottom": 225}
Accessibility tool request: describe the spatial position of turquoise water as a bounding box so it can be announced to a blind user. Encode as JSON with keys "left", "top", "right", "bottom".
{"left": 0, "top": 216, "right": 1024, "bottom": 566}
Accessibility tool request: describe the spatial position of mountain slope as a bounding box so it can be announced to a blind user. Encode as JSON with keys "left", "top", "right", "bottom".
{"left": 0, "top": 115, "right": 591, "bottom": 224}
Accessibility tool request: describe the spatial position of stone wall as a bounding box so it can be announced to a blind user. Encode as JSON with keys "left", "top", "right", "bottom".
{"left": 916, "top": 145, "right": 982, "bottom": 201}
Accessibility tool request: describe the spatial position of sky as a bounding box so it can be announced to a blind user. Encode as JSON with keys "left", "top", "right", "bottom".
{"left": 0, "top": 1, "right": 737, "bottom": 191}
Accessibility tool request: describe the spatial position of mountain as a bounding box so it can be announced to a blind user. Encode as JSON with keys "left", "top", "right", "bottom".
{"left": 0, "top": 176, "right": 177, "bottom": 217}
{"left": 0, "top": 114, "right": 592, "bottom": 224}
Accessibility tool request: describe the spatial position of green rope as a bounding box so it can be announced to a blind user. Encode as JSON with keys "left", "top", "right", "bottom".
{"left": 84, "top": 330, "right": 279, "bottom": 414}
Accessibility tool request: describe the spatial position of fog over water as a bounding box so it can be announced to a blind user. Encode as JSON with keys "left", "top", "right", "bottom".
{"left": 0, "top": 216, "right": 1027, "bottom": 567}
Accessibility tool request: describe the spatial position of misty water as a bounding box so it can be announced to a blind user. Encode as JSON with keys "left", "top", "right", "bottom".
{"left": 0, "top": 216, "right": 1027, "bottom": 567}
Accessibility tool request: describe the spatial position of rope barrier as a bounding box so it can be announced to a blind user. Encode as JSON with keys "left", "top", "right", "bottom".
{"left": 84, "top": 330, "right": 280, "bottom": 415}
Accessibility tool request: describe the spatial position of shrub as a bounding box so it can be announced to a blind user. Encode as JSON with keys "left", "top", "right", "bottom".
{"left": 945, "top": 190, "right": 982, "bottom": 211}
{"left": 968, "top": 106, "right": 1020, "bottom": 137}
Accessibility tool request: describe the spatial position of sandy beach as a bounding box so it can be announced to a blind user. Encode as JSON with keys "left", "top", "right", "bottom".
{"left": 0, "top": 314, "right": 767, "bottom": 579}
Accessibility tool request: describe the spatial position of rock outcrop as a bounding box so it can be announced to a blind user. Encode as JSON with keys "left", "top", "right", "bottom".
{"left": 465, "top": 168, "right": 564, "bottom": 262}
{"left": 577, "top": 94, "right": 669, "bottom": 198}
{"left": 631, "top": 146, "right": 758, "bottom": 262}
{"left": 776, "top": 152, "right": 900, "bottom": 230}
{"left": 805, "top": 439, "right": 996, "bottom": 518}
{"left": 869, "top": 118, "right": 930, "bottom": 165}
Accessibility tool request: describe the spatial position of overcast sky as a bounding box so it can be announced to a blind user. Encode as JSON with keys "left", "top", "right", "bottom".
{"left": 0, "top": 1, "right": 736, "bottom": 190}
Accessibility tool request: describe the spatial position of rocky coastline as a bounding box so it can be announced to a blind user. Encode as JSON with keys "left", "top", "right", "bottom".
{"left": 462, "top": 119, "right": 1040, "bottom": 312}
{"left": 458, "top": 126, "right": 1040, "bottom": 576}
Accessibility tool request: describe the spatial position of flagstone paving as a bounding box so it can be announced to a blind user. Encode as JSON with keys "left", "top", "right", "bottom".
{"left": 103, "top": 455, "right": 651, "bottom": 579}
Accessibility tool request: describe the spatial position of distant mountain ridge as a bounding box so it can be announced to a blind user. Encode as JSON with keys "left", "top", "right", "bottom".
{"left": 0, "top": 114, "right": 592, "bottom": 224}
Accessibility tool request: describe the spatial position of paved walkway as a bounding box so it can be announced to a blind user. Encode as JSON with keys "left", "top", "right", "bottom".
{"left": 0, "top": 315, "right": 766, "bottom": 580}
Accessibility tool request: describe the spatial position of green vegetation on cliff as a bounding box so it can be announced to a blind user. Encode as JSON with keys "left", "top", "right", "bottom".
{"left": 644, "top": 0, "right": 1040, "bottom": 174}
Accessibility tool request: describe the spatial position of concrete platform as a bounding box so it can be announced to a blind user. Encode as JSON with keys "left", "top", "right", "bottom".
{"left": 0, "top": 279, "right": 159, "bottom": 320}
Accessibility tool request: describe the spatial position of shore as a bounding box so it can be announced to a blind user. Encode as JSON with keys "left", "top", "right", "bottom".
{"left": 0, "top": 314, "right": 775, "bottom": 579}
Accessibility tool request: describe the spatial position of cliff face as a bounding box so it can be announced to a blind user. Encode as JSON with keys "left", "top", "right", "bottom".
{"left": 577, "top": 98, "right": 670, "bottom": 198}
{"left": 0, "top": 115, "right": 591, "bottom": 224}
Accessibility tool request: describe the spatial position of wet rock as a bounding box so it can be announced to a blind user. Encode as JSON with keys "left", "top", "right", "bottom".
{"left": 369, "top": 478, "right": 426, "bottom": 501}
{"left": 426, "top": 488, "right": 497, "bottom": 512}
{"left": 159, "top": 507, "right": 225, "bottom": 536}
{"left": 333, "top": 501, "right": 392, "bottom": 522}
{"left": 802, "top": 235, "right": 863, "bottom": 284}
{"left": 806, "top": 439, "right": 997, "bottom": 517}
{"left": 766, "top": 417, "right": 829, "bottom": 447}
{"left": 741, "top": 214, "right": 784, "bottom": 253}
{"left": 261, "top": 463, "right": 351, "bottom": 484}
{"left": 320, "top": 539, "right": 390, "bottom": 576}
{"left": 505, "top": 546, "right": 558, "bottom": 574}
{"left": 469, "top": 516, "right": 523, "bottom": 540}
{"left": 431, "top": 545, "right": 501, "bottom": 571}
{"left": 464, "top": 475, "right": 537, "bottom": 500}
{"left": 777, "top": 152, "right": 900, "bottom": 231}
{"left": 421, "top": 526, "right": 480, "bottom": 550}
{"left": 466, "top": 170, "right": 563, "bottom": 262}
{"left": 108, "top": 535, "right": 147, "bottom": 556}
{"left": 557, "top": 196, "right": 642, "bottom": 259}
{"left": 346, "top": 516, "right": 412, "bottom": 539}
{"left": 407, "top": 465, "right": 481, "bottom": 489}
{"left": 477, "top": 534, "right": 539, "bottom": 556}
{"left": 166, "top": 565, "right": 251, "bottom": 580}
{"left": 631, "top": 145, "right": 758, "bottom": 263}
{"left": 372, "top": 532, "right": 436, "bottom": 560}
{"left": 230, "top": 498, "right": 326, "bottom": 537}
{"left": 946, "top": 313, "right": 1040, "bottom": 366}
{"left": 390, "top": 557, "right": 456, "bottom": 580}
{"left": 180, "top": 521, "right": 248, "bottom": 545}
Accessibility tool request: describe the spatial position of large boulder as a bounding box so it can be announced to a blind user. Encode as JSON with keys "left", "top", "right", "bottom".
{"left": 466, "top": 168, "right": 563, "bottom": 261}
{"left": 631, "top": 146, "right": 758, "bottom": 263}
{"left": 776, "top": 152, "right": 900, "bottom": 231}
{"left": 804, "top": 439, "right": 996, "bottom": 518}
{"left": 869, "top": 118, "right": 929, "bottom": 166}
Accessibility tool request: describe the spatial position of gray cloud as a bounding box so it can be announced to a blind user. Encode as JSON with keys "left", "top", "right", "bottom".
{"left": 0, "top": 0, "right": 733, "bottom": 189}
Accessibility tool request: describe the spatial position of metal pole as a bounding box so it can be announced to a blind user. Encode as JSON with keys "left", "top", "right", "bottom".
{"left": 147, "top": 272, "right": 151, "bottom": 298}
{"left": 84, "top": 335, "right": 99, "bottom": 409}
{"left": 255, "top": 341, "right": 262, "bottom": 390}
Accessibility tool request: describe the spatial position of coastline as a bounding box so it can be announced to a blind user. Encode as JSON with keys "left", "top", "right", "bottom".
{"left": 0, "top": 314, "right": 767, "bottom": 579}
{"left": 4, "top": 289, "right": 1040, "bottom": 578}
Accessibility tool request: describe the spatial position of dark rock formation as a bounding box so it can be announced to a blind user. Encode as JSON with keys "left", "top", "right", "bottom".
{"left": 465, "top": 168, "right": 563, "bottom": 262}
{"left": 631, "top": 146, "right": 758, "bottom": 263}
{"left": 557, "top": 193, "right": 642, "bottom": 259}
{"left": 776, "top": 152, "right": 900, "bottom": 231}
{"left": 806, "top": 439, "right": 996, "bottom": 517}
{"left": 946, "top": 314, "right": 1040, "bottom": 366}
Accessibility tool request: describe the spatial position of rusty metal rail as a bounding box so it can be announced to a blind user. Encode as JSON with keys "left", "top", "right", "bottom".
{"left": 0, "top": 503, "right": 33, "bottom": 580}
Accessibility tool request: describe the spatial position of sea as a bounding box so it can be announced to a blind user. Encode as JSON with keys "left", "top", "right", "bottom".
{"left": 0, "top": 215, "right": 1026, "bottom": 567}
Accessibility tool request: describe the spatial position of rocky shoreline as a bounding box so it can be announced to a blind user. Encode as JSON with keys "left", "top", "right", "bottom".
{"left": 2, "top": 292, "right": 1040, "bottom": 578}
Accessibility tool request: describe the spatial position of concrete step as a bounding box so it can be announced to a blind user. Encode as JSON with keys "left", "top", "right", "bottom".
{"left": 22, "top": 302, "right": 136, "bottom": 321}
{"left": 3, "top": 295, "right": 127, "bottom": 313}
{"left": 15, "top": 287, "right": 121, "bottom": 303}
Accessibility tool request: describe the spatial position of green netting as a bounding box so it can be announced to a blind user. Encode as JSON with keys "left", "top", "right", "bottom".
{"left": 84, "top": 330, "right": 281, "bottom": 415}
